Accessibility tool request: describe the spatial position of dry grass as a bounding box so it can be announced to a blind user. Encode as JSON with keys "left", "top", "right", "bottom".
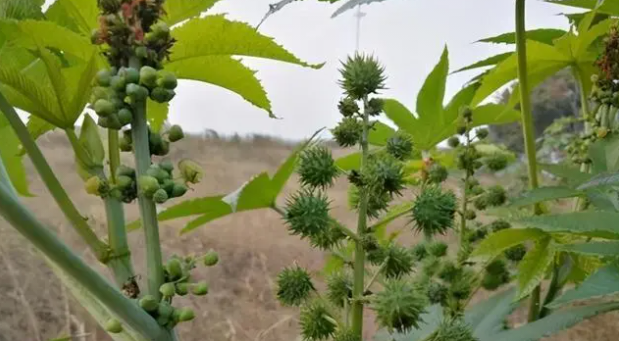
{"left": 1, "top": 132, "right": 618, "bottom": 341}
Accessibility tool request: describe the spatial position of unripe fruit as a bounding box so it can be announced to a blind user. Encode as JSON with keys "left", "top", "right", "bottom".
{"left": 149, "top": 132, "right": 164, "bottom": 152}
{"left": 94, "top": 99, "right": 115, "bottom": 117}
{"left": 160, "top": 283, "right": 176, "bottom": 297}
{"left": 98, "top": 116, "right": 110, "bottom": 128}
{"left": 172, "top": 183, "right": 188, "bottom": 198}
{"left": 203, "top": 251, "right": 219, "bottom": 266}
{"left": 126, "top": 83, "right": 149, "bottom": 101}
{"left": 147, "top": 165, "right": 170, "bottom": 183}
{"left": 105, "top": 319, "right": 123, "bottom": 334}
{"left": 138, "top": 175, "right": 160, "bottom": 197}
{"left": 153, "top": 189, "right": 169, "bottom": 204}
{"left": 192, "top": 282, "right": 209, "bottom": 296}
{"left": 118, "top": 108, "right": 133, "bottom": 126}
{"left": 464, "top": 210, "right": 476, "bottom": 220}
{"left": 107, "top": 114, "right": 122, "bottom": 130}
{"left": 116, "top": 165, "right": 135, "bottom": 178}
{"left": 116, "top": 175, "right": 133, "bottom": 189}
{"left": 140, "top": 66, "right": 158, "bottom": 88}
{"left": 166, "top": 258, "right": 183, "bottom": 280}
{"left": 150, "top": 87, "right": 176, "bottom": 103}
{"left": 157, "top": 71, "right": 178, "bottom": 90}
{"left": 176, "top": 283, "right": 189, "bottom": 296}
{"left": 120, "top": 67, "right": 140, "bottom": 84}
{"left": 157, "top": 302, "right": 174, "bottom": 318}
{"left": 157, "top": 140, "right": 170, "bottom": 156}
{"left": 177, "top": 307, "right": 195, "bottom": 322}
{"left": 110, "top": 75, "right": 126, "bottom": 92}
{"left": 162, "top": 179, "right": 175, "bottom": 195}
{"left": 447, "top": 136, "right": 460, "bottom": 148}
{"left": 168, "top": 125, "right": 184, "bottom": 142}
{"left": 151, "top": 22, "right": 171, "bottom": 40}
{"left": 119, "top": 135, "right": 132, "bottom": 152}
{"left": 160, "top": 159, "right": 174, "bottom": 173}
{"left": 476, "top": 128, "right": 489, "bottom": 139}
{"left": 139, "top": 295, "right": 159, "bottom": 312}
{"left": 135, "top": 46, "right": 148, "bottom": 59}
{"left": 96, "top": 69, "right": 112, "bottom": 87}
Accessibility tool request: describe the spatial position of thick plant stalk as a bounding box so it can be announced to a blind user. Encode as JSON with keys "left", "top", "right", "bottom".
{"left": 0, "top": 173, "right": 171, "bottom": 341}
{"left": 0, "top": 91, "right": 109, "bottom": 262}
{"left": 515, "top": 0, "right": 543, "bottom": 322}
{"left": 130, "top": 83, "right": 165, "bottom": 299}
{"left": 351, "top": 96, "right": 370, "bottom": 337}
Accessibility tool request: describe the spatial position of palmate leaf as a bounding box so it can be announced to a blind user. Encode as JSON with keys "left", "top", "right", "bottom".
{"left": 478, "top": 29, "right": 568, "bottom": 45}
{"left": 539, "top": 163, "right": 592, "bottom": 186}
{"left": 453, "top": 52, "right": 512, "bottom": 74}
{"left": 548, "top": 264, "right": 619, "bottom": 308}
{"left": 509, "top": 186, "right": 584, "bottom": 208}
{"left": 0, "top": 0, "right": 44, "bottom": 20}
{"left": 147, "top": 100, "right": 168, "bottom": 132}
{"left": 0, "top": 106, "right": 31, "bottom": 196}
{"left": 163, "top": 0, "right": 221, "bottom": 26}
{"left": 168, "top": 15, "right": 323, "bottom": 115}
{"left": 557, "top": 241, "right": 619, "bottom": 256}
{"left": 471, "top": 228, "right": 548, "bottom": 262}
{"left": 44, "top": 0, "right": 99, "bottom": 36}
{"left": 514, "top": 212, "right": 619, "bottom": 238}
{"left": 517, "top": 236, "right": 555, "bottom": 299}
{"left": 544, "top": 0, "right": 619, "bottom": 15}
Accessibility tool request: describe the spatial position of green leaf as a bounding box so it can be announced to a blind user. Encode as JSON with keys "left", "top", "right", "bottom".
{"left": 368, "top": 121, "right": 395, "bottom": 146}
{"left": 335, "top": 151, "right": 362, "bottom": 171}
{"left": 514, "top": 212, "right": 619, "bottom": 237}
{"left": 78, "top": 115, "right": 105, "bottom": 166}
{"left": 467, "top": 288, "right": 518, "bottom": 339}
{"left": 322, "top": 253, "right": 346, "bottom": 276}
{"left": 453, "top": 52, "right": 513, "bottom": 74}
{"left": 0, "top": 111, "right": 30, "bottom": 196}
{"left": 578, "top": 172, "right": 619, "bottom": 190}
{"left": 509, "top": 186, "right": 584, "bottom": 208}
{"left": 471, "top": 228, "right": 548, "bottom": 262}
{"left": 417, "top": 46, "right": 448, "bottom": 122}
{"left": 539, "top": 163, "right": 592, "bottom": 186}
{"left": 382, "top": 99, "right": 418, "bottom": 135}
{"left": 517, "top": 236, "right": 555, "bottom": 300}
{"left": 545, "top": 0, "right": 619, "bottom": 15}
{"left": 588, "top": 133, "right": 619, "bottom": 173}
{"left": 147, "top": 100, "right": 168, "bottom": 132}
{"left": 369, "top": 201, "right": 414, "bottom": 240}
{"left": 548, "top": 264, "right": 619, "bottom": 308}
{"left": 478, "top": 29, "right": 567, "bottom": 45}
{"left": 45, "top": 0, "right": 99, "bottom": 35}
{"left": 26, "top": 115, "right": 55, "bottom": 141}
{"left": 487, "top": 301, "right": 619, "bottom": 341}
{"left": 163, "top": 0, "right": 221, "bottom": 26}
{"left": 270, "top": 129, "right": 321, "bottom": 196}
{"left": 557, "top": 241, "right": 619, "bottom": 256}
{"left": 0, "top": 0, "right": 44, "bottom": 20}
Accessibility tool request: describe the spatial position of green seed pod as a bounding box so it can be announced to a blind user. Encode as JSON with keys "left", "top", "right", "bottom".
{"left": 177, "top": 307, "right": 195, "bottom": 322}
{"left": 150, "top": 87, "right": 176, "bottom": 103}
{"left": 168, "top": 125, "right": 185, "bottom": 142}
{"left": 332, "top": 117, "right": 363, "bottom": 147}
{"left": 460, "top": 106, "right": 473, "bottom": 121}
{"left": 147, "top": 165, "right": 170, "bottom": 183}
{"left": 473, "top": 196, "right": 488, "bottom": 211}
{"left": 104, "top": 319, "right": 123, "bottom": 334}
{"left": 464, "top": 210, "right": 476, "bottom": 220}
{"left": 175, "top": 283, "right": 189, "bottom": 296}
{"left": 140, "top": 66, "right": 159, "bottom": 88}
{"left": 447, "top": 136, "right": 460, "bottom": 148}
{"left": 149, "top": 132, "right": 164, "bottom": 152}
{"left": 107, "top": 114, "right": 122, "bottom": 130}
{"left": 338, "top": 97, "right": 359, "bottom": 117}
{"left": 157, "top": 301, "right": 174, "bottom": 320}
{"left": 139, "top": 295, "right": 159, "bottom": 312}
{"left": 96, "top": 69, "right": 112, "bottom": 87}
{"left": 94, "top": 99, "right": 115, "bottom": 117}
{"left": 427, "top": 163, "right": 448, "bottom": 184}
{"left": 505, "top": 245, "right": 526, "bottom": 262}
{"left": 138, "top": 175, "right": 160, "bottom": 198}
{"left": 364, "top": 155, "right": 405, "bottom": 195}
{"left": 192, "top": 282, "right": 209, "bottom": 296}
{"left": 172, "top": 183, "right": 188, "bottom": 198}
{"left": 285, "top": 189, "right": 330, "bottom": 239}
{"left": 160, "top": 159, "right": 174, "bottom": 174}
{"left": 116, "top": 165, "right": 135, "bottom": 178}
{"left": 326, "top": 271, "right": 352, "bottom": 307}
{"left": 135, "top": 46, "right": 148, "bottom": 59}
{"left": 438, "top": 260, "right": 460, "bottom": 283}
{"left": 178, "top": 159, "right": 204, "bottom": 184}
{"left": 426, "top": 281, "right": 448, "bottom": 306}
{"left": 126, "top": 83, "right": 149, "bottom": 101}
{"left": 156, "top": 314, "right": 170, "bottom": 327}
{"left": 333, "top": 328, "right": 360, "bottom": 341}
{"left": 116, "top": 175, "right": 133, "bottom": 189}
{"left": 367, "top": 97, "right": 385, "bottom": 116}
{"left": 161, "top": 179, "right": 175, "bottom": 196}
{"left": 154, "top": 140, "right": 170, "bottom": 156}
{"left": 110, "top": 75, "right": 126, "bottom": 92}
{"left": 203, "top": 251, "right": 219, "bottom": 266}
{"left": 117, "top": 108, "right": 133, "bottom": 126}
{"left": 166, "top": 258, "right": 183, "bottom": 280}
{"left": 476, "top": 128, "right": 489, "bottom": 139}
{"left": 298, "top": 146, "right": 339, "bottom": 189}
{"left": 449, "top": 269, "right": 475, "bottom": 300}
{"left": 411, "top": 243, "right": 428, "bottom": 261}
{"left": 481, "top": 272, "right": 508, "bottom": 291}
{"left": 339, "top": 54, "right": 387, "bottom": 100}
{"left": 489, "top": 219, "right": 511, "bottom": 232}
{"left": 422, "top": 256, "right": 442, "bottom": 278}
{"left": 276, "top": 266, "right": 315, "bottom": 306}
{"left": 485, "top": 154, "right": 509, "bottom": 172}
{"left": 456, "top": 125, "right": 467, "bottom": 135}
{"left": 348, "top": 184, "right": 391, "bottom": 218}
{"left": 159, "top": 283, "right": 176, "bottom": 297}
{"left": 85, "top": 176, "right": 108, "bottom": 196}
{"left": 485, "top": 185, "right": 507, "bottom": 207}
{"left": 153, "top": 189, "right": 169, "bottom": 204}
{"left": 427, "top": 241, "right": 448, "bottom": 258}
{"left": 157, "top": 70, "right": 178, "bottom": 90}
{"left": 119, "top": 134, "right": 132, "bottom": 152}
{"left": 299, "top": 300, "right": 337, "bottom": 340}
{"left": 431, "top": 319, "right": 477, "bottom": 341}
{"left": 120, "top": 67, "right": 140, "bottom": 84}
{"left": 412, "top": 186, "right": 457, "bottom": 238}
{"left": 386, "top": 132, "right": 414, "bottom": 161}
{"left": 371, "top": 278, "right": 428, "bottom": 333}
{"left": 382, "top": 244, "right": 415, "bottom": 279}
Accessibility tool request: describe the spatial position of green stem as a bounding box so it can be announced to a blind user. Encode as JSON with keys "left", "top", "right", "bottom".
{"left": 459, "top": 133, "right": 472, "bottom": 249}
{"left": 539, "top": 263, "right": 561, "bottom": 318}
{"left": 131, "top": 85, "right": 165, "bottom": 299}
{"left": 0, "top": 179, "right": 171, "bottom": 341}
{"left": 0, "top": 91, "right": 109, "bottom": 262}
{"left": 109, "top": 129, "right": 121, "bottom": 184}
{"left": 351, "top": 97, "right": 370, "bottom": 338}
{"left": 516, "top": 0, "right": 542, "bottom": 322}
{"left": 364, "top": 257, "right": 388, "bottom": 292}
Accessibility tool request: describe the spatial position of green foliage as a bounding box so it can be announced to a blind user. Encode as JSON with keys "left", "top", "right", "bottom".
{"left": 509, "top": 186, "right": 584, "bottom": 207}
{"left": 517, "top": 237, "right": 555, "bottom": 300}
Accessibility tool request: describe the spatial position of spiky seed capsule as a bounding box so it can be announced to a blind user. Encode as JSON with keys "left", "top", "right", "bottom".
{"left": 427, "top": 241, "right": 448, "bottom": 258}
{"left": 175, "top": 283, "right": 189, "bottom": 296}
{"left": 476, "top": 128, "right": 489, "bottom": 139}
{"left": 430, "top": 319, "right": 478, "bottom": 341}
{"left": 299, "top": 300, "right": 337, "bottom": 340}
{"left": 382, "top": 243, "right": 415, "bottom": 279}
{"left": 367, "top": 98, "right": 385, "bottom": 116}
{"left": 364, "top": 155, "right": 405, "bottom": 195}
{"left": 348, "top": 185, "right": 390, "bottom": 219}
{"left": 437, "top": 260, "right": 460, "bottom": 283}
{"left": 276, "top": 266, "right": 315, "bottom": 306}
{"left": 422, "top": 256, "right": 441, "bottom": 278}
{"left": 105, "top": 319, "right": 123, "bottom": 334}
{"left": 332, "top": 329, "right": 360, "bottom": 341}
{"left": 339, "top": 53, "right": 387, "bottom": 99}
{"left": 386, "top": 132, "right": 414, "bottom": 161}
{"left": 298, "top": 146, "right": 339, "bottom": 189}
{"left": 309, "top": 226, "right": 345, "bottom": 250}
{"left": 426, "top": 281, "right": 448, "bottom": 305}
{"left": 427, "top": 163, "right": 448, "bottom": 184}
{"left": 473, "top": 196, "right": 488, "bottom": 211}
{"left": 203, "top": 251, "right": 219, "bottom": 266}
{"left": 153, "top": 189, "right": 169, "bottom": 204}
{"left": 138, "top": 176, "right": 160, "bottom": 198}
{"left": 168, "top": 125, "right": 184, "bottom": 142}
{"left": 505, "top": 245, "right": 526, "bottom": 262}
{"left": 481, "top": 272, "right": 508, "bottom": 291}
{"left": 338, "top": 97, "right": 359, "bottom": 117}
{"left": 178, "top": 159, "right": 204, "bottom": 184}
{"left": 371, "top": 279, "right": 428, "bottom": 333}
{"left": 449, "top": 269, "right": 476, "bottom": 300}
{"left": 448, "top": 136, "right": 460, "bottom": 148}
{"left": 332, "top": 117, "right": 363, "bottom": 147}
{"left": 464, "top": 210, "right": 476, "bottom": 220}
{"left": 192, "top": 282, "right": 209, "bottom": 296}
{"left": 285, "top": 190, "right": 330, "bottom": 239}
{"left": 159, "top": 283, "right": 176, "bottom": 297}
{"left": 177, "top": 308, "right": 195, "bottom": 322}
{"left": 485, "top": 154, "right": 509, "bottom": 172}
{"left": 412, "top": 186, "right": 457, "bottom": 238}
{"left": 326, "top": 271, "right": 352, "bottom": 307}
{"left": 139, "top": 295, "right": 158, "bottom": 312}
{"left": 485, "top": 185, "right": 507, "bottom": 207}
{"left": 411, "top": 243, "right": 428, "bottom": 261}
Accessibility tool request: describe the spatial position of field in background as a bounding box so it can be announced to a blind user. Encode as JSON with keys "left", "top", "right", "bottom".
{"left": 1, "top": 132, "right": 618, "bottom": 341}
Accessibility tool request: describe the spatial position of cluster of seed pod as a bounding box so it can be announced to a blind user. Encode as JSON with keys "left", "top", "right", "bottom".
{"left": 119, "top": 124, "right": 185, "bottom": 155}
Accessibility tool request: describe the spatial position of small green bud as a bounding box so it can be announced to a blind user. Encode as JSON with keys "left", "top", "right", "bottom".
{"left": 138, "top": 175, "right": 160, "bottom": 198}
{"left": 168, "top": 125, "right": 185, "bottom": 142}
{"left": 110, "top": 75, "right": 126, "bottom": 92}
{"left": 160, "top": 159, "right": 174, "bottom": 174}
{"left": 159, "top": 283, "right": 176, "bottom": 297}
{"left": 157, "top": 71, "right": 178, "bottom": 90}
{"left": 150, "top": 87, "right": 176, "bottom": 103}
{"left": 447, "top": 136, "right": 460, "bottom": 148}
{"left": 126, "top": 83, "right": 149, "bottom": 101}
{"left": 460, "top": 106, "right": 473, "bottom": 121}
{"left": 166, "top": 258, "right": 183, "bottom": 280}
{"left": 178, "top": 159, "right": 204, "bottom": 184}
{"left": 135, "top": 46, "right": 148, "bottom": 59}
{"left": 153, "top": 189, "right": 169, "bottom": 204}
{"left": 117, "top": 108, "right": 133, "bottom": 126}
{"left": 116, "top": 175, "right": 133, "bottom": 189}
{"left": 161, "top": 179, "right": 175, "bottom": 196}
{"left": 107, "top": 113, "right": 122, "bottom": 130}
{"left": 192, "top": 282, "right": 209, "bottom": 296}
{"left": 203, "top": 251, "right": 219, "bottom": 266}
{"left": 172, "top": 183, "right": 188, "bottom": 198}
{"left": 104, "top": 319, "right": 123, "bottom": 334}
{"left": 139, "top": 295, "right": 159, "bottom": 312}
{"left": 116, "top": 165, "right": 135, "bottom": 178}
{"left": 147, "top": 165, "right": 171, "bottom": 183}
{"left": 121, "top": 67, "right": 140, "bottom": 84}
{"left": 140, "top": 66, "right": 158, "bottom": 88}
{"left": 96, "top": 69, "right": 112, "bottom": 87}
{"left": 177, "top": 307, "right": 195, "bottom": 322}
{"left": 476, "top": 128, "right": 489, "bottom": 139}
{"left": 94, "top": 99, "right": 115, "bottom": 117}
{"left": 457, "top": 125, "right": 467, "bottom": 135}
{"left": 175, "top": 283, "right": 189, "bottom": 296}
{"left": 157, "top": 301, "right": 174, "bottom": 319}
{"left": 85, "top": 176, "right": 108, "bottom": 196}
